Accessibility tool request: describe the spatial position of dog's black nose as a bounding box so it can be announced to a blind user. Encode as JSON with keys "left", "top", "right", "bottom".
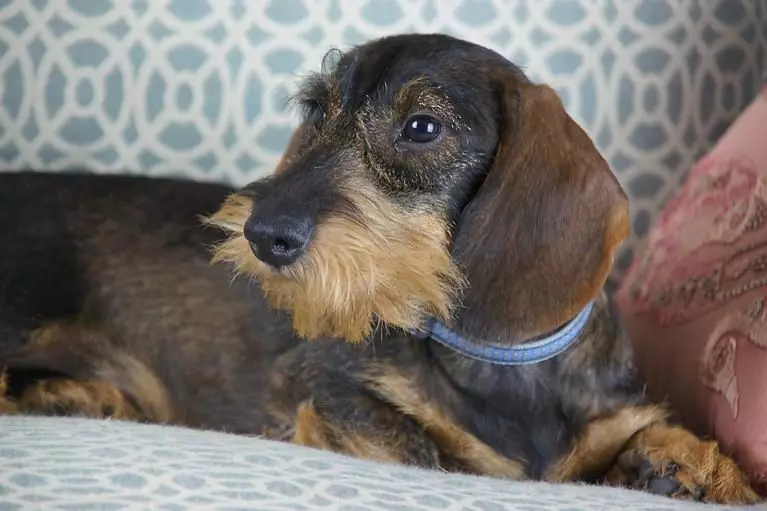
{"left": 244, "top": 215, "right": 313, "bottom": 268}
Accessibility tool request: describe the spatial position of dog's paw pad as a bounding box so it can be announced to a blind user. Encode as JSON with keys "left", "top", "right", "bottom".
{"left": 647, "top": 475, "right": 682, "bottom": 496}
{"left": 608, "top": 452, "right": 703, "bottom": 500}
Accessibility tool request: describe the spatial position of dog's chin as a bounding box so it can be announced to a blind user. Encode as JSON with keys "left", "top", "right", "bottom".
{"left": 205, "top": 193, "right": 464, "bottom": 342}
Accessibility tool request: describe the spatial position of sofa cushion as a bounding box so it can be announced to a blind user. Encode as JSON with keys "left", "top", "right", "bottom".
{"left": 617, "top": 84, "right": 767, "bottom": 495}
{"left": 0, "top": 416, "right": 756, "bottom": 510}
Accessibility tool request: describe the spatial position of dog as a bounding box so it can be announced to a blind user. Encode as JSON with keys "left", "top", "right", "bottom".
{"left": 0, "top": 33, "right": 760, "bottom": 504}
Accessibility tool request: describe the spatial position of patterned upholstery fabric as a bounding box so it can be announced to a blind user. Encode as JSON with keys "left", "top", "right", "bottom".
{"left": 617, "top": 84, "right": 767, "bottom": 495}
{"left": 0, "top": 416, "right": 759, "bottom": 510}
{"left": 0, "top": 0, "right": 766, "bottom": 274}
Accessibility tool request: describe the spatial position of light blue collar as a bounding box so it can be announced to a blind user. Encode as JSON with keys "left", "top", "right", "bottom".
{"left": 413, "top": 301, "right": 595, "bottom": 366}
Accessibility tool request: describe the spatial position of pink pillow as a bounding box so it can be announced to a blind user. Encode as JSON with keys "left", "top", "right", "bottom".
{"left": 617, "top": 84, "right": 767, "bottom": 495}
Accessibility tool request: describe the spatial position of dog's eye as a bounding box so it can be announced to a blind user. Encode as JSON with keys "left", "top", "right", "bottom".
{"left": 402, "top": 115, "right": 441, "bottom": 143}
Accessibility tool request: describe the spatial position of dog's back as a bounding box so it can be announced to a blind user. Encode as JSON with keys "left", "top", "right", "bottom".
{"left": 0, "top": 171, "right": 299, "bottom": 432}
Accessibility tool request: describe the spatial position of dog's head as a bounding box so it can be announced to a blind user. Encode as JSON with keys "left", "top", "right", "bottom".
{"left": 207, "top": 33, "right": 629, "bottom": 343}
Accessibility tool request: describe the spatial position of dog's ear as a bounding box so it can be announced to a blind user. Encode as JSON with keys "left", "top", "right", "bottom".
{"left": 450, "top": 77, "right": 629, "bottom": 342}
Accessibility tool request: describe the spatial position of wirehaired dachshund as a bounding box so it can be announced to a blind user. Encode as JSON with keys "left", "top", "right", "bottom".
{"left": 0, "top": 33, "right": 760, "bottom": 504}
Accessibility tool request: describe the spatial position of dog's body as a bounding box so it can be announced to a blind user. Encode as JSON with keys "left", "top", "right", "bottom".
{"left": 0, "top": 173, "right": 299, "bottom": 431}
{"left": 0, "top": 34, "right": 761, "bottom": 503}
{"left": 0, "top": 172, "right": 633, "bottom": 473}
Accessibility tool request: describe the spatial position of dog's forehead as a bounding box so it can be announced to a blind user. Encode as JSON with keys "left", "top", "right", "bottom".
{"left": 332, "top": 34, "right": 516, "bottom": 110}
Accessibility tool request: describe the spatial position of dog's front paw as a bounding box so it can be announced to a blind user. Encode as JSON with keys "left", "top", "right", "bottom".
{"left": 18, "top": 378, "right": 142, "bottom": 420}
{"left": 607, "top": 450, "right": 707, "bottom": 500}
{"left": 604, "top": 425, "right": 760, "bottom": 504}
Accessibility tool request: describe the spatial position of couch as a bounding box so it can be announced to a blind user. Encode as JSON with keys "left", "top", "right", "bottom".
{"left": 1, "top": 1, "right": 766, "bottom": 509}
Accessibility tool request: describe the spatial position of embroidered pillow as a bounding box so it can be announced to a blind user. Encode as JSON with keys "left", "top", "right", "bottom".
{"left": 616, "top": 84, "right": 767, "bottom": 495}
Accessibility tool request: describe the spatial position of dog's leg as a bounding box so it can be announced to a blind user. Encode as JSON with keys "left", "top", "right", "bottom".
{"left": 357, "top": 368, "right": 527, "bottom": 479}
{"left": 289, "top": 395, "right": 448, "bottom": 469}
{"left": 546, "top": 405, "right": 670, "bottom": 484}
{"left": 1, "top": 322, "right": 173, "bottom": 423}
{"left": 605, "top": 423, "right": 759, "bottom": 504}
{"left": 547, "top": 404, "right": 759, "bottom": 504}
{"left": 279, "top": 372, "right": 523, "bottom": 477}
{"left": 15, "top": 378, "right": 143, "bottom": 420}
{"left": 268, "top": 352, "right": 461, "bottom": 470}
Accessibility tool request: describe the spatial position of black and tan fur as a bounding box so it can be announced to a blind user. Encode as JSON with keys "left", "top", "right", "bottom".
{"left": 0, "top": 34, "right": 760, "bottom": 503}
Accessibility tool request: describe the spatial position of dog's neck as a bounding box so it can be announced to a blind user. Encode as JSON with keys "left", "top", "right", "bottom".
{"left": 413, "top": 300, "right": 595, "bottom": 367}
